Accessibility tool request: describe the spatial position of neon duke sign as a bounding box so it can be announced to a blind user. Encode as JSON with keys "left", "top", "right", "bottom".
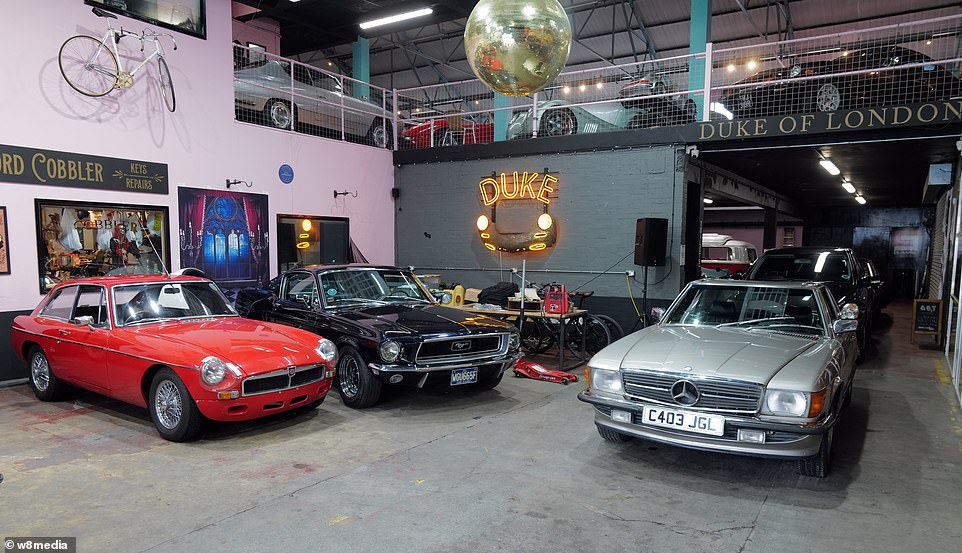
{"left": 479, "top": 171, "right": 557, "bottom": 206}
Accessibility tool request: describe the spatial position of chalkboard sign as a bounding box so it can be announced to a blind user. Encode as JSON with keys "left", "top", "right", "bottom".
{"left": 912, "top": 299, "right": 942, "bottom": 343}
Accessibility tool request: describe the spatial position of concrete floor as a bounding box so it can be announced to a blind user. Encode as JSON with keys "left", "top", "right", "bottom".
{"left": 2, "top": 301, "right": 962, "bottom": 553}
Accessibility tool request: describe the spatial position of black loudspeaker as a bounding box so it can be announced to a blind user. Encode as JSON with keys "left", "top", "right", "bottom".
{"left": 634, "top": 218, "right": 668, "bottom": 266}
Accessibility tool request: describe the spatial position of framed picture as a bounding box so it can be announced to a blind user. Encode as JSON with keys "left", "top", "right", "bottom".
{"left": 0, "top": 206, "right": 10, "bottom": 275}
{"left": 85, "top": 0, "right": 207, "bottom": 40}
{"left": 276, "top": 214, "right": 351, "bottom": 273}
{"left": 178, "top": 187, "right": 269, "bottom": 292}
{"left": 34, "top": 199, "right": 171, "bottom": 294}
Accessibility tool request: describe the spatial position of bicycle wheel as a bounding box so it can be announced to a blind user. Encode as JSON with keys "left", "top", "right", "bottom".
{"left": 518, "top": 317, "right": 554, "bottom": 354}
{"left": 59, "top": 35, "right": 118, "bottom": 97}
{"left": 594, "top": 314, "right": 625, "bottom": 342}
{"left": 158, "top": 56, "right": 176, "bottom": 112}
{"left": 566, "top": 315, "right": 612, "bottom": 358}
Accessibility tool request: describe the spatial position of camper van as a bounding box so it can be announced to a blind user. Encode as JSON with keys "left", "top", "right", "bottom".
{"left": 701, "top": 233, "right": 758, "bottom": 278}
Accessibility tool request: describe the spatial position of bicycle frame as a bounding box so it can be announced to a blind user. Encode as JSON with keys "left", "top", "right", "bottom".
{"left": 91, "top": 16, "right": 175, "bottom": 87}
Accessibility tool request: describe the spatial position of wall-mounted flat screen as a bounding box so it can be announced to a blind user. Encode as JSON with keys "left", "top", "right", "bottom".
{"left": 85, "top": 0, "right": 206, "bottom": 40}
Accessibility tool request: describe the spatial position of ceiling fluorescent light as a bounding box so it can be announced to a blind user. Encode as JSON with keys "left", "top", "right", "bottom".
{"left": 841, "top": 181, "right": 856, "bottom": 193}
{"left": 855, "top": 195, "right": 867, "bottom": 205}
{"left": 703, "top": 198, "right": 714, "bottom": 204}
{"left": 360, "top": 7, "right": 433, "bottom": 30}
{"left": 819, "top": 159, "right": 841, "bottom": 176}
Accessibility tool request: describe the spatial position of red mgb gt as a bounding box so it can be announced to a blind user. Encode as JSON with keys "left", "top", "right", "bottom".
{"left": 10, "top": 275, "right": 338, "bottom": 441}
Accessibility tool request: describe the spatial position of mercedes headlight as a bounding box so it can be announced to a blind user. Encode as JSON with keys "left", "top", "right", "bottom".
{"left": 200, "top": 356, "right": 228, "bottom": 385}
{"left": 762, "top": 390, "right": 809, "bottom": 416}
{"left": 589, "top": 367, "right": 622, "bottom": 394}
{"left": 508, "top": 332, "right": 521, "bottom": 352}
{"left": 315, "top": 339, "right": 337, "bottom": 363}
{"left": 379, "top": 340, "right": 401, "bottom": 363}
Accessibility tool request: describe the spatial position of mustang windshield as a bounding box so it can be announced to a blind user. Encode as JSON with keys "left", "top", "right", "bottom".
{"left": 663, "top": 284, "right": 826, "bottom": 335}
{"left": 113, "top": 282, "right": 237, "bottom": 326}
{"left": 319, "top": 269, "right": 432, "bottom": 307}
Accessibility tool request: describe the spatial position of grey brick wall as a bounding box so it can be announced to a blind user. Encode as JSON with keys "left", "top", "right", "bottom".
{"left": 394, "top": 146, "right": 687, "bottom": 326}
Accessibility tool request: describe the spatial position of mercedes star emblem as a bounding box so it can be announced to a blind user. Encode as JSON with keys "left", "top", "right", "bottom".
{"left": 670, "top": 380, "right": 700, "bottom": 406}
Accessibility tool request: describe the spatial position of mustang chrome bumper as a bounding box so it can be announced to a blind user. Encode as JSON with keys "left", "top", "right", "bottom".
{"left": 579, "top": 390, "right": 835, "bottom": 459}
{"left": 369, "top": 351, "right": 523, "bottom": 374}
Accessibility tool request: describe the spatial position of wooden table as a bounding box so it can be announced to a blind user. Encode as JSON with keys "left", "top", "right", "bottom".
{"left": 454, "top": 306, "right": 589, "bottom": 371}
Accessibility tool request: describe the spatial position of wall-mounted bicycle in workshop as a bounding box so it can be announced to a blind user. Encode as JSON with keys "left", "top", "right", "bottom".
{"left": 58, "top": 7, "right": 177, "bottom": 112}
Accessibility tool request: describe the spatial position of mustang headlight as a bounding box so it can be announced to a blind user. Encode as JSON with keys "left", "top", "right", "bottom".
{"left": 200, "top": 356, "right": 228, "bottom": 385}
{"left": 508, "top": 332, "right": 521, "bottom": 352}
{"left": 379, "top": 340, "right": 401, "bottom": 363}
{"left": 589, "top": 367, "right": 622, "bottom": 395}
{"left": 315, "top": 339, "right": 337, "bottom": 363}
{"left": 762, "top": 390, "right": 809, "bottom": 417}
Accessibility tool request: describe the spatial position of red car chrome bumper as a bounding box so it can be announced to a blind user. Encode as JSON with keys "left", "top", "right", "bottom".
{"left": 195, "top": 379, "right": 333, "bottom": 421}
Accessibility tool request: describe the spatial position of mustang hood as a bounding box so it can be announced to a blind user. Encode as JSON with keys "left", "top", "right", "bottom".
{"left": 122, "top": 317, "right": 320, "bottom": 375}
{"left": 597, "top": 326, "right": 823, "bottom": 385}
{"left": 333, "top": 303, "right": 512, "bottom": 336}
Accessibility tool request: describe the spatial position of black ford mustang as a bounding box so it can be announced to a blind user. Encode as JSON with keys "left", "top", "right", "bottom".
{"left": 235, "top": 265, "right": 522, "bottom": 408}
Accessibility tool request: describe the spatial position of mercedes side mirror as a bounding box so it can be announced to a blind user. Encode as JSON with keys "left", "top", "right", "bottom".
{"left": 839, "top": 303, "right": 859, "bottom": 320}
{"left": 650, "top": 307, "right": 665, "bottom": 324}
{"left": 833, "top": 319, "right": 858, "bottom": 334}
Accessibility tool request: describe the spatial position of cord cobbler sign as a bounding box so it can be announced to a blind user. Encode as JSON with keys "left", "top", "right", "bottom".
{"left": 0, "top": 144, "right": 168, "bottom": 194}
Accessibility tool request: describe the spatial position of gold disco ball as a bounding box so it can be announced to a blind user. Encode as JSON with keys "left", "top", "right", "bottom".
{"left": 464, "top": 0, "right": 572, "bottom": 96}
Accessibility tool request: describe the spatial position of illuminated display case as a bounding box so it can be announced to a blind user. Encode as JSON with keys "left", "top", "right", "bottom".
{"left": 34, "top": 198, "right": 170, "bottom": 293}
{"left": 277, "top": 215, "right": 350, "bottom": 272}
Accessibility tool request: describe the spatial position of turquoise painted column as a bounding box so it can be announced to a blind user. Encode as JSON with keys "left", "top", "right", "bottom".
{"left": 493, "top": 93, "right": 509, "bottom": 142}
{"left": 688, "top": 0, "right": 711, "bottom": 119}
{"left": 352, "top": 37, "right": 370, "bottom": 100}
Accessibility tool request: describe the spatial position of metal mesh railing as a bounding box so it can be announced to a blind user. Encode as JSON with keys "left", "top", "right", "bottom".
{"left": 709, "top": 15, "right": 962, "bottom": 121}
{"left": 396, "top": 53, "right": 703, "bottom": 149}
{"left": 233, "top": 45, "right": 394, "bottom": 149}
{"left": 230, "top": 15, "right": 962, "bottom": 150}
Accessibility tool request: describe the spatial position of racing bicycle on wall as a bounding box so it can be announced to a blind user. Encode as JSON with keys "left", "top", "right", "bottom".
{"left": 58, "top": 7, "right": 177, "bottom": 112}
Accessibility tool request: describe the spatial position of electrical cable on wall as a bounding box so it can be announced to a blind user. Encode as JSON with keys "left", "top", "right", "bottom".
{"left": 570, "top": 250, "right": 633, "bottom": 292}
{"left": 625, "top": 273, "right": 644, "bottom": 323}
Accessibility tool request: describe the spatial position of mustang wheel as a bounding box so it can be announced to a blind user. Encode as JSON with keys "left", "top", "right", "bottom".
{"left": 28, "top": 346, "right": 67, "bottom": 401}
{"left": 149, "top": 369, "right": 203, "bottom": 442}
{"left": 796, "top": 426, "right": 833, "bottom": 478}
{"left": 336, "top": 346, "right": 382, "bottom": 408}
{"left": 596, "top": 424, "right": 631, "bottom": 443}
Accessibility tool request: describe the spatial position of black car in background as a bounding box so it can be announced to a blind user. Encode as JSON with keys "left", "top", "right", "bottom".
{"left": 235, "top": 265, "right": 522, "bottom": 408}
{"left": 714, "top": 46, "right": 961, "bottom": 119}
{"left": 747, "top": 247, "right": 875, "bottom": 360}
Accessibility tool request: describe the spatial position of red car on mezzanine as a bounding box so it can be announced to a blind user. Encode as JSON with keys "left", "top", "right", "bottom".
{"left": 10, "top": 274, "right": 338, "bottom": 442}
{"left": 401, "top": 119, "right": 495, "bottom": 149}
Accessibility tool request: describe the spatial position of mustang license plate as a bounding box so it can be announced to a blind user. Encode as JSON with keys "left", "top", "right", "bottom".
{"left": 641, "top": 405, "right": 725, "bottom": 436}
{"left": 450, "top": 367, "right": 478, "bottom": 386}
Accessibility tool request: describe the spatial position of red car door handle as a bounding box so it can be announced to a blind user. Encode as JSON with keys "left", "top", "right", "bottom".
{"left": 58, "top": 329, "right": 70, "bottom": 336}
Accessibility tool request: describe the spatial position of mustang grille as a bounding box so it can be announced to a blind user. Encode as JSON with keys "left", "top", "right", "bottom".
{"left": 242, "top": 364, "right": 325, "bottom": 396}
{"left": 621, "top": 371, "right": 762, "bottom": 413}
{"left": 415, "top": 335, "right": 505, "bottom": 363}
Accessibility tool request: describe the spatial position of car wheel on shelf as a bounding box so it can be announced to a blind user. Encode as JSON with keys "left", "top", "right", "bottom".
{"left": 539, "top": 109, "right": 576, "bottom": 136}
{"left": 149, "top": 368, "right": 204, "bottom": 442}
{"left": 368, "top": 120, "right": 393, "bottom": 149}
{"left": 596, "top": 424, "right": 631, "bottom": 443}
{"left": 815, "top": 82, "right": 842, "bottom": 112}
{"left": 336, "top": 346, "right": 382, "bottom": 408}
{"left": 28, "top": 346, "right": 67, "bottom": 402}
{"left": 796, "top": 426, "right": 833, "bottom": 478}
{"left": 266, "top": 99, "right": 296, "bottom": 129}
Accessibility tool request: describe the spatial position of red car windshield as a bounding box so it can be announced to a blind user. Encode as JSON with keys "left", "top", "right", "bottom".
{"left": 113, "top": 282, "right": 237, "bottom": 326}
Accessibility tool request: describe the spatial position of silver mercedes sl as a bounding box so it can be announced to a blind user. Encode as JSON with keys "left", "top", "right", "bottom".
{"left": 578, "top": 280, "right": 859, "bottom": 477}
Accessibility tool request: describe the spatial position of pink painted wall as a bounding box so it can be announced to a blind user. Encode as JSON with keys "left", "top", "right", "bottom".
{"left": 0, "top": 1, "right": 395, "bottom": 313}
